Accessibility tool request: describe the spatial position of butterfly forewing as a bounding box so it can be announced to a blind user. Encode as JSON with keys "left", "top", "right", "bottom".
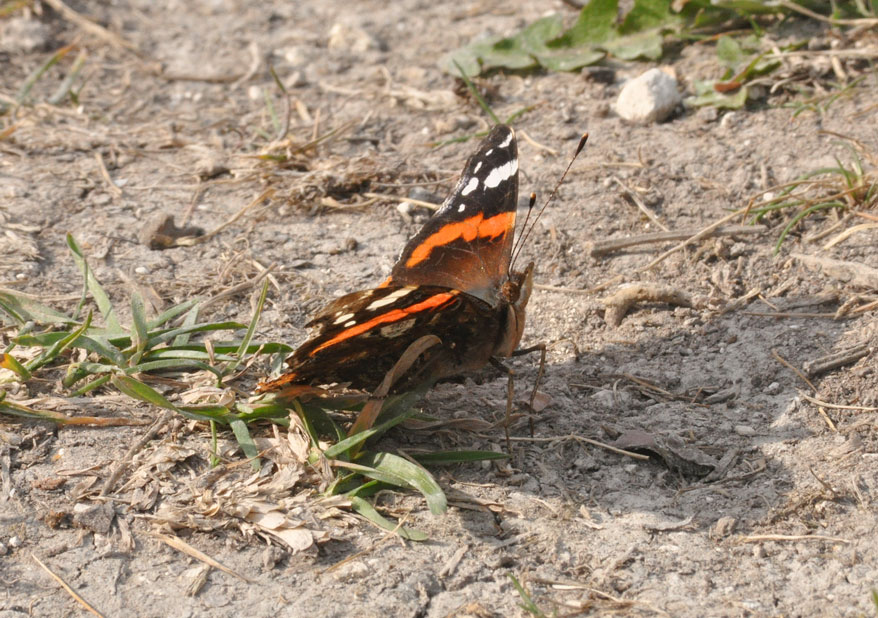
{"left": 388, "top": 125, "right": 519, "bottom": 306}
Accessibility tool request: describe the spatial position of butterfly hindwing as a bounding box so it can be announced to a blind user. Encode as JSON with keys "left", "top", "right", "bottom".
{"left": 387, "top": 125, "right": 519, "bottom": 306}
{"left": 261, "top": 285, "right": 503, "bottom": 391}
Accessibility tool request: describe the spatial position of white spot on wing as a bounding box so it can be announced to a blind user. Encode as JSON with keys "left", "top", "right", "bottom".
{"left": 366, "top": 287, "right": 413, "bottom": 310}
{"left": 333, "top": 312, "right": 355, "bottom": 324}
{"left": 344, "top": 319, "right": 357, "bottom": 327}
{"left": 461, "top": 176, "right": 479, "bottom": 196}
{"left": 484, "top": 158, "right": 518, "bottom": 188}
{"left": 458, "top": 203, "right": 466, "bottom": 212}
{"left": 498, "top": 132, "right": 513, "bottom": 148}
{"left": 473, "top": 161, "right": 482, "bottom": 173}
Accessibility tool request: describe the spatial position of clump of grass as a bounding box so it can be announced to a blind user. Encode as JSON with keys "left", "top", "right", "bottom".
{"left": 0, "top": 235, "right": 504, "bottom": 537}
{"left": 745, "top": 137, "right": 877, "bottom": 253}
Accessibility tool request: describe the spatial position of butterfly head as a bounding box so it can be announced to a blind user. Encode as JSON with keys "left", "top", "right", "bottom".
{"left": 495, "top": 261, "right": 534, "bottom": 357}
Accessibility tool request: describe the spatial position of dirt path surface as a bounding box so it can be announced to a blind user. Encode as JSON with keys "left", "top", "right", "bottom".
{"left": 2, "top": 1, "right": 877, "bottom": 616}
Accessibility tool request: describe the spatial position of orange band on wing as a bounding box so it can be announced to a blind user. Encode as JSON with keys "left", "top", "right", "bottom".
{"left": 406, "top": 212, "right": 513, "bottom": 268}
{"left": 310, "top": 291, "right": 458, "bottom": 354}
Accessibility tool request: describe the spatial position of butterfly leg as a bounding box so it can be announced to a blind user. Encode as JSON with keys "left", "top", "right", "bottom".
{"left": 511, "top": 343, "right": 547, "bottom": 436}
{"left": 489, "top": 357, "right": 515, "bottom": 453}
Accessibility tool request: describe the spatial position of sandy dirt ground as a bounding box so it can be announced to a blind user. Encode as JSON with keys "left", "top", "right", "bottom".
{"left": 2, "top": 1, "right": 877, "bottom": 616}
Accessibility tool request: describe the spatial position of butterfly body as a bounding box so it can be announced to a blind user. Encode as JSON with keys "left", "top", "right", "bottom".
{"left": 258, "top": 125, "right": 530, "bottom": 395}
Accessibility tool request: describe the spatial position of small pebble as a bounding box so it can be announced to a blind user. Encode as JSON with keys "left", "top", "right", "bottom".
{"left": 615, "top": 68, "right": 680, "bottom": 124}
{"left": 734, "top": 425, "right": 756, "bottom": 437}
{"left": 332, "top": 560, "right": 369, "bottom": 582}
{"left": 134, "top": 266, "right": 149, "bottom": 275}
{"left": 8, "top": 536, "right": 21, "bottom": 548}
{"left": 0, "top": 542, "right": 7, "bottom": 555}
{"left": 713, "top": 516, "right": 737, "bottom": 537}
{"left": 765, "top": 381, "right": 781, "bottom": 395}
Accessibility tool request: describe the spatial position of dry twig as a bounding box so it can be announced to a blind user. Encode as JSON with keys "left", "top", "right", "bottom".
{"left": 601, "top": 283, "right": 693, "bottom": 327}
{"left": 591, "top": 225, "right": 765, "bottom": 257}
{"left": 31, "top": 553, "right": 106, "bottom": 617}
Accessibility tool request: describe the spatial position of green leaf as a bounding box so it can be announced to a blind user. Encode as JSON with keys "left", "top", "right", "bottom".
{"left": 534, "top": 47, "right": 605, "bottom": 72}
{"left": 358, "top": 452, "right": 447, "bottom": 515}
{"left": 350, "top": 496, "right": 428, "bottom": 541}
{"left": 66, "top": 234, "right": 123, "bottom": 333}
{"left": 230, "top": 419, "right": 260, "bottom": 470}
{"left": 550, "top": 0, "right": 618, "bottom": 48}
{"left": 686, "top": 80, "right": 748, "bottom": 109}
{"left": 717, "top": 35, "right": 744, "bottom": 69}
{"left": 619, "top": 0, "right": 675, "bottom": 33}
{"left": 602, "top": 28, "right": 664, "bottom": 61}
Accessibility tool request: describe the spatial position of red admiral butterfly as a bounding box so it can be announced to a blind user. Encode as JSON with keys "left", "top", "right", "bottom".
{"left": 259, "top": 125, "right": 556, "bottom": 396}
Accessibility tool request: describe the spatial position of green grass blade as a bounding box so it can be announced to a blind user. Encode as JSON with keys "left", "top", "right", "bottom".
{"left": 225, "top": 279, "right": 268, "bottom": 375}
{"left": 357, "top": 452, "right": 447, "bottom": 515}
{"left": 172, "top": 303, "right": 200, "bottom": 346}
{"left": 127, "top": 358, "right": 224, "bottom": 379}
{"left": 66, "top": 234, "right": 123, "bottom": 332}
{"left": 111, "top": 374, "right": 236, "bottom": 423}
{"left": 129, "top": 292, "right": 149, "bottom": 366}
{"left": 0, "top": 352, "right": 31, "bottom": 381}
{"left": 26, "top": 311, "right": 92, "bottom": 372}
{"left": 412, "top": 450, "right": 510, "bottom": 465}
{"left": 70, "top": 374, "right": 111, "bottom": 397}
{"left": 145, "top": 321, "right": 247, "bottom": 349}
{"left": 453, "top": 59, "right": 500, "bottom": 125}
{"left": 230, "top": 418, "right": 260, "bottom": 470}
{"left": 774, "top": 202, "right": 844, "bottom": 253}
{"left": 111, "top": 373, "right": 179, "bottom": 411}
{"left": 323, "top": 406, "right": 419, "bottom": 458}
{"left": 350, "top": 496, "right": 428, "bottom": 541}
{"left": 16, "top": 332, "right": 125, "bottom": 366}
{"left": 15, "top": 43, "right": 76, "bottom": 105}
{"left": 147, "top": 298, "right": 200, "bottom": 330}
{"left": 508, "top": 573, "right": 546, "bottom": 617}
{"left": 0, "top": 289, "right": 73, "bottom": 326}
{"left": 47, "top": 48, "right": 86, "bottom": 105}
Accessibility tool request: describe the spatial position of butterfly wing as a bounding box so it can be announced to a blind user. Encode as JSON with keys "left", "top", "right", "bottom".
{"left": 257, "top": 284, "right": 503, "bottom": 392}
{"left": 386, "top": 125, "right": 519, "bottom": 306}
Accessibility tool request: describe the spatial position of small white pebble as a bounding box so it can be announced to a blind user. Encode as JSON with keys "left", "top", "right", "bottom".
{"left": 247, "top": 85, "right": 262, "bottom": 100}
{"left": 734, "top": 425, "right": 756, "bottom": 437}
{"left": 0, "top": 542, "right": 6, "bottom": 555}
{"left": 765, "top": 381, "right": 781, "bottom": 395}
{"left": 15, "top": 273, "right": 27, "bottom": 280}
{"left": 8, "top": 536, "right": 21, "bottom": 548}
{"left": 396, "top": 202, "right": 413, "bottom": 216}
{"left": 134, "top": 266, "right": 149, "bottom": 275}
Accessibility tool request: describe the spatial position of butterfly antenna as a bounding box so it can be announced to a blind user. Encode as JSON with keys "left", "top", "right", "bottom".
{"left": 510, "top": 191, "right": 538, "bottom": 263}
{"left": 510, "top": 132, "right": 589, "bottom": 272}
